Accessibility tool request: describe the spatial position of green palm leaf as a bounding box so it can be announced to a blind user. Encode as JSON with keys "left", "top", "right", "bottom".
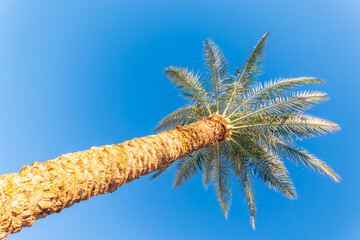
{"left": 237, "top": 32, "right": 269, "bottom": 87}
{"left": 202, "top": 146, "right": 214, "bottom": 190}
{"left": 173, "top": 150, "right": 205, "bottom": 189}
{"left": 203, "top": 39, "right": 229, "bottom": 112}
{"left": 231, "top": 91, "right": 328, "bottom": 123}
{"left": 165, "top": 66, "right": 211, "bottom": 114}
{"left": 274, "top": 144, "right": 340, "bottom": 182}
{"left": 234, "top": 114, "right": 339, "bottom": 140}
{"left": 251, "top": 151, "right": 296, "bottom": 199}
{"left": 211, "top": 143, "right": 232, "bottom": 218}
{"left": 229, "top": 77, "right": 324, "bottom": 116}
{"left": 155, "top": 104, "right": 205, "bottom": 132}
{"left": 240, "top": 170, "right": 256, "bottom": 230}
{"left": 223, "top": 32, "right": 269, "bottom": 115}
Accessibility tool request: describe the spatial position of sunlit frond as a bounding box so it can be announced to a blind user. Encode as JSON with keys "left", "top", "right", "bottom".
{"left": 155, "top": 104, "right": 205, "bottom": 132}
{"left": 228, "top": 77, "right": 323, "bottom": 117}
{"left": 274, "top": 143, "right": 340, "bottom": 182}
{"left": 237, "top": 32, "right": 269, "bottom": 86}
{"left": 173, "top": 150, "right": 205, "bottom": 189}
{"left": 231, "top": 91, "right": 328, "bottom": 123}
{"left": 211, "top": 143, "right": 232, "bottom": 218}
{"left": 233, "top": 114, "right": 340, "bottom": 140}
{"left": 223, "top": 32, "right": 269, "bottom": 116}
{"left": 165, "top": 66, "right": 211, "bottom": 114}
{"left": 225, "top": 141, "right": 256, "bottom": 228}
{"left": 202, "top": 145, "right": 214, "bottom": 190}
{"left": 241, "top": 171, "right": 256, "bottom": 230}
{"left": 229, "top": 132, "right": 296, "bottom": 198}
{"left": 203, "top": 39, "right": 229, "bottom": 112}
{"left": 251, "top": 151, "right": 296, "bottom": 198}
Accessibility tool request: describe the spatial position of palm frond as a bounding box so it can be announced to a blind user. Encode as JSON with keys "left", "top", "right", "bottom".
{"left": 173, "top": 150, "right": 205, "bottom": 189}
{"left": 203, "top": 39, "right": 229, "bottom": 112}
{"left": 202, "top": 147, "right": 214, "bottom": 190}
{"left": 228, "top": 77, "right": 323, "bottom": 117}
{"left": 274, "top": 144, "right": 340, "bottom": 182}
{"left": 211, "top": 143, "right": 232, "bottom": 218}
{"left": 224, "top": 141, "right": 256, "bottom": 228}
{"left": 234, "top": 114, "right": 340, "bottom": 140}
{"left": 155, "top": 104, "right": 205, "bottom": 132}
{"left": 237, "top": 32, "right": 269, "bottom": 86}
{"left": 241, "top": 171, "right": 257, "bottom": 230}
{"left": 250, "top": 150, "right": 296, "bottom": 199}
{"left": 231, "top": 91, "right": 328, "bottom": 123}
{"left": 230, "top": 133, "right": 296, "bottom": 199}
{"left": 165, "top": 66, "right": 211, "bottom": 114}
{"left": 223, "top": 32, "right": 269, "bottom": 116}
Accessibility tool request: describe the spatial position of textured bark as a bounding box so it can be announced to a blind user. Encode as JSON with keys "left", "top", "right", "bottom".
{"left": 0, "top": 114, "right": 229, "bottom": 239}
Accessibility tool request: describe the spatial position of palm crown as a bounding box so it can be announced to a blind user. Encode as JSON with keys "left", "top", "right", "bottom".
{"left": 153, "top": 32, "right": 340, "bottom": 228}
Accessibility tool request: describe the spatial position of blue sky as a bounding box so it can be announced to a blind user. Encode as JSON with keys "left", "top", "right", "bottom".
{"left": 0, "top": 0, "right": 359, "bottom": 239}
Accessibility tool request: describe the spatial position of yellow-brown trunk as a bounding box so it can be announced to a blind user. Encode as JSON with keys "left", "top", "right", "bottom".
{"left": 0, "top": 114, "right": 229, "bottom": 239}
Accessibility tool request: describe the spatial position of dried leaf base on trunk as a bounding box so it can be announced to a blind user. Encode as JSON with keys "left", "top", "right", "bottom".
{"left": 0, "top": 114, "right": 229, "bottom": 239}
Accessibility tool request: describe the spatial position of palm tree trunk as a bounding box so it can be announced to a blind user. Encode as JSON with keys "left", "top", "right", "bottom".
{"left": 0, "top": 114, "right": 229, "bottom": 239}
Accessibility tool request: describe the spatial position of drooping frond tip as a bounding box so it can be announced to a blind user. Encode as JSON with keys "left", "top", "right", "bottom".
{"left": 250, "top": 216, "right": 256, "bottom": 230}
{"left": 154, "top": 32, "right": 340, "bottom": 229}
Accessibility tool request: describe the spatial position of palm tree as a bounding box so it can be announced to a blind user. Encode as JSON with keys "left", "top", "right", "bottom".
{"left": 0, "top": 32, "right": 339, "bottom": 239}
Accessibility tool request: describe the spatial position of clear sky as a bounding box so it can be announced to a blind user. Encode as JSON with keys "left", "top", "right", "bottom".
{"left": 0, "top": 0, "right": 359, "bottom": 239}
